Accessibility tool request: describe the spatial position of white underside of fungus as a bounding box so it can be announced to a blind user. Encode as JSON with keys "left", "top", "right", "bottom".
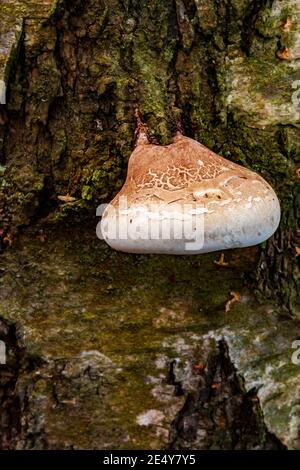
{"left": 100, "top": 132, "right": 280, "bottom": 254}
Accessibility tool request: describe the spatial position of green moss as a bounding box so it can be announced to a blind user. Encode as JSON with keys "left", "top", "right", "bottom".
{"left": 81, "top": 162, "right": 123, "bottom": 202}
{"left": 0, "top": 220, "right": 298, "bottom": 448}
{"left": 81, "top": 185, "right": 93, "bottom": 201}
{"left": 1, "top": 0, "right": 299, "bottom": 316}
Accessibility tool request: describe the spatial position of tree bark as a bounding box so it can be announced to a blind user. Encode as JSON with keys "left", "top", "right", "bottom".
{"left": 0, "top": 0, "right": 299, "bottom": 450}
{"left": 1, "top": 0, "right": 299, "bottom": 313}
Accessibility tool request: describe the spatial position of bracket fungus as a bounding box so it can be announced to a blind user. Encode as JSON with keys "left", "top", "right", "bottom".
{"left": 101, "top": 123, "right": 280, "bottom": 255}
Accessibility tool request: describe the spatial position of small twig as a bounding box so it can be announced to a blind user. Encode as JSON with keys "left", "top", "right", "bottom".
{"left": 134, "top": 108, "right": 149, "bottom": 146}
{"left": 175, "top": 113, "right": 184, "bottom": 135}
{"left": 225, "top": 291, "right": 241, "bottom": 313}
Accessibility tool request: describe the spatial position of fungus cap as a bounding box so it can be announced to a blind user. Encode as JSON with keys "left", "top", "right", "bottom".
{"left": 101, "top": 133, "right": 280, "bottom": 254}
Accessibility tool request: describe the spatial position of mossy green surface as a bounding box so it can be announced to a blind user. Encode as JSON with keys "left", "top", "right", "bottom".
{"left": 0, "top": 223, "right": 299, "bottom": 448}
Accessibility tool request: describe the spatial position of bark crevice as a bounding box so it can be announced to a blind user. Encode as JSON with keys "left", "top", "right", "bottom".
{"left": 168, "top": 340, "right": 286, "bottom": 450}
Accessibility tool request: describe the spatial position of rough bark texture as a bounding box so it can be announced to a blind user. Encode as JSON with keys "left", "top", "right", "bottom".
{"left": 169, "top": 340, "right": 285, "bottom": 450}
{"left": 0, "top": 0, "right": 299, "bottom": 450}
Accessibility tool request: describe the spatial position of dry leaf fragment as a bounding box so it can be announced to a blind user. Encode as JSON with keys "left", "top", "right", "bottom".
{"left": 192, "top": 363, "right": 205, "bottom": 374}
{"left": 225, "top": 291, "right": 241, "bottom": 312}
{"left": 214, "top": 252, "right": 229, "bottom": 266}
{"left": 276, "top": 47, "right": 290, "bottom": 60}
{"left": 251, "top": 396, "right": 259, "bottom": 403}
{"left": 58, "top": 193, "right": 76, "bottom": 203}
{"left": 295, "top": 247, "right": 300, "bottom": 257}
{"left": 211, "top": 383, "right": 221, "bottom": 390}
{"left": 282, "top": 17, "right": 292, "bottom": 32}
{"left": 3, "top": 232, "right": 13, "bottom": 246}
{"left": 219, "top": 419, "right": 226, "bottom": 428}
{"left": 37, "top": 229, "right": 47, "bottom": 243}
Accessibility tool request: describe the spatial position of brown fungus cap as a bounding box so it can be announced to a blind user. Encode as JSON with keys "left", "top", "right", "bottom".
{"left": 101, "top": 133, "right": 280, "bottom": 254}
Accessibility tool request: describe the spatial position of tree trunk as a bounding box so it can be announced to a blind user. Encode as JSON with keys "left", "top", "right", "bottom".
{"left": 0, "top": 0, "right": 299, "bottom": 450}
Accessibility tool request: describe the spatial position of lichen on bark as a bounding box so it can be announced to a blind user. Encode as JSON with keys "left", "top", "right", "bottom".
{"left": 1, "top": 0, "right": 299, "bottom": 313}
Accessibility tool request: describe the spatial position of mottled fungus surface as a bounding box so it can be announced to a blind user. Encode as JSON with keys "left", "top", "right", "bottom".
{"left": 101, "top": 132, "right": 280, "bottom": 254}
